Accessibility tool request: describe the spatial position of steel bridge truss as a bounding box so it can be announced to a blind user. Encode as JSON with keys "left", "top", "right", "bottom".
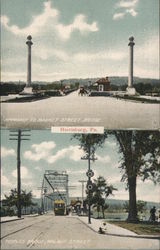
{"left": 41, "top": 170, "right": 69, "bottom": 212}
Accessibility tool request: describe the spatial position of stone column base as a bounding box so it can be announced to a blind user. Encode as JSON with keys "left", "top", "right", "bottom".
{"left": 126, "top": 87, "right": 136, "bottom": 96}
{"left": 20, "top": 87, "right": 33, "bottom": 95}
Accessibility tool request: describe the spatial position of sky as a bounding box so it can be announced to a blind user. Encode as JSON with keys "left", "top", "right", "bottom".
{"left": 1, "top": 0, "right": 159, "bottom": 82}
{"left": 1, "top": 129, "right": 159, "bottom": 203}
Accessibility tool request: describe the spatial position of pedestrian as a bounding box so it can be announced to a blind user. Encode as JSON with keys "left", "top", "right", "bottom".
{"left": 150, "top": 206, "right": 156, "bottom": 222}
{"left": 158, "top": 209, "right": 160, "bottom": 223}
{"left": 98, "top": 227, "right": 105, "bottom": 234}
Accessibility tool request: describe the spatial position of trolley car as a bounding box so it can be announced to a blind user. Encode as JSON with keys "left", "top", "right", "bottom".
{"left": 54, "top": 200, "right": 65, "bottom": 215}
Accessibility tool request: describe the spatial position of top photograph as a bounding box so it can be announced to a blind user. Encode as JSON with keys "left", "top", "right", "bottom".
{"left": 1, "top": 0, "right": 160, "bottom": 130}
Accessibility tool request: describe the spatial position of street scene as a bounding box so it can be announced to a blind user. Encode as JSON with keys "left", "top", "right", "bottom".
{"left": 1, "top": 129, "right": 160, "bottom": 249}
{"left": 1, "top": 89, "right": 160, "bottom": 129}
{"left": 1, "top": 213, "right": 159, "bottom": 249}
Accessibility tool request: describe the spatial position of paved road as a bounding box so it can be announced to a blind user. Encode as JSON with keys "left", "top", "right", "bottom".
{"left": 1, "top": 91, "right": 160, "bottom": 129}
{"left": 1, "top": 213, "right": 159, "bottom": 249}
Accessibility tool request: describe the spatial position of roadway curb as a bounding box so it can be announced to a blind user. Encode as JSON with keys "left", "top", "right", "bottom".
{"left": 78, "top": 217, "right": 160, "bottom": 240}
{"left": 0, "top": 218, "right": 24, "bottom": 224}
{"left": 77, "top": 217, "right": 97, "bottom": 234}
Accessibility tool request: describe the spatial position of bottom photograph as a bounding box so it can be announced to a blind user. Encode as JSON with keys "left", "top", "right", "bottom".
{"left": 1, "top": 129, "right": 160, "bottom": 250}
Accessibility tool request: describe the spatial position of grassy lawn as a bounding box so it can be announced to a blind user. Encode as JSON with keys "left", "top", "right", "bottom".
{"left": 108, "top": 221, "right": 160, "bottom": 236}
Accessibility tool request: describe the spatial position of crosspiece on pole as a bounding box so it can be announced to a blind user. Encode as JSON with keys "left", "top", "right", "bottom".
{"left": 10, "top": 138, "right": 30, "bottom": 141}
{"left": 10, "top": 129, "right": 31, "bottom": 132}
{"left": 9, "top": 129, "right": 31, "bottom": 218}
{"left": 81, "top": 156, "right": 98, "bottom": 161}
{"left": 10, "top": 134, "right": 31, "bottom": 136}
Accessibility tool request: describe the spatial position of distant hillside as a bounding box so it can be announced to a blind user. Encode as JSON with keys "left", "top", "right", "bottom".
{"left": 106, "top": 199, "right": 160, "bottom": 210}
{"left": 32, "top": 77, "right": 159, "bottom": 86}
{"left": 1, "top": 77, "right": 159, "bottom": 86}
{"left": 32, "top": 197, "right": 160, "bottom": 210}
{"left": 53, "top": 77, "right": 159, "bottom": 86}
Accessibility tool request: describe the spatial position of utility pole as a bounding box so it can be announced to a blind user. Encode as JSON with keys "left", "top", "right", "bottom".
{"left": 9, "top": 129, "right": 30, "bottom": 218}
{"left": 81, "top": 142, "right": 97, "bottom": 224}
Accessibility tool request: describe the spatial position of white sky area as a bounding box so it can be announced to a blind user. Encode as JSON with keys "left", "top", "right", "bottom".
{"left": 1, "top": 0, "right": 159, "bottom": 81}
{"left": 1, "top": 130, "right": 160, "bottom": 203}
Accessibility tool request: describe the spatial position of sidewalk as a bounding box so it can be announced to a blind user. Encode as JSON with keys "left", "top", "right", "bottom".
{"left": 78, "top": 216, "right": 136, "bottom": 236}
{"left": 1, "top": 214, "right": 39, "bottom": 223}
{"left": 78, "top": 216, "right": 160, "bottom": 239}
{"left": 1, "top": 216, "right": 24, "bottom": 223}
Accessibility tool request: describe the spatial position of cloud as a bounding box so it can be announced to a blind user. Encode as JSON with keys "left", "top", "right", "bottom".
{"left": 1, "top": 2, "right": 58, "bottom": 36}
{"left": 65, "top": 168, "right": 87, "bottom": 177}
{"left": 107, "top": 175, "right": 122, "bottom": 184}
{"left": 73, "top": 49, "right": 127, "bottom": 62}
{"left": 113, "top": 0, "right": 138, "bottom": 20}
{"left": 1, "top": 147, "right": 15, "bottom": 157}
{"left": 1, "top": 1, "right": 98, "bottom": 40}
{"left": 48, "top": 145, "right": 84, "bottom": 163}
{"left": 24, "top": 142, "right": 84, "bottom": 164}
{"left": 113, "top": 12, "right": 126, "bottom": 20}
{"left": 24, "top": 141, "right": 56, "bottom": 161}
{"left": 33, "top": 45, "right": 69, "bottom": 61}
{"left": 69, "top": 146, "right": 84, "bottom": 162}
{"left": 1, "top": 170, "right": 13, "bottom": 188}
{"left": 116, "top": 0, "right": 138, "bottom": 8}
{"left": 35, "top": 166, "right": 42, "bottom": 171}
{"left": 33, "top": 45, "right": 127, "bottom": 63}
{"left": 135, "top": 35, "right": 159, "bottom": 78}
{"left": 111, "top": 162, "right": 121, "bottom": 169}
{"left": 137, "top": 180, "right": 160, "bottom": 202}
{"left": 12, "top": 166, "right": 31, "bottom": 179}
{"left": 47, "top": 147, "right": 70, "bottom": 163}
{"left": 126, "top": 8, "right": 137, "bottom": 17}
{"left": 95, "top": 154, "right": 111, "bottom": 163}
{"left": 105, "top": 141, "right": 117, "bottom": 148}
{"left": 56, "top": 14, "right": 98, "bottom": 40}
{"left": 32, "top": 189, "right": 41, "bottom": 198}
{"left": 73, "top": 169, "right": 86, "bottom": 175}
{"left": 22, "top": 181, "right": 34, "bottom": 187}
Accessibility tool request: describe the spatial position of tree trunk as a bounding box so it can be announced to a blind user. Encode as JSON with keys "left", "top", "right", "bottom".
{"left": 102, "top": 206, "right": 105, "bottom": 219}
{"left": 127, "top": 176, "right": 138, "bottom": 222}
{"left": 97, "top": 207, "right": 99, "bottom": 218}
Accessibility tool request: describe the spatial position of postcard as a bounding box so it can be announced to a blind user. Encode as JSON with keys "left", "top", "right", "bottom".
{"left": 0, "top": 0, "right": 160, "bottom": 250}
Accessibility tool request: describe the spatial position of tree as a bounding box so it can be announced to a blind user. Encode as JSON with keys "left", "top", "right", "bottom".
{"left": 73, "top": 131, "right": 160, "bottom": 222}
{"left": 137, "top": 200, "right": 147, "bottom": 214}
{"left": 112, "top": 131, "right": 160, "bottom": 222}
{"left": 123, "top": 200, "right": 147, "bottom": 215}
{"left": 73, "top": 133, "right": 107, "bottom": 159}
{"left": 21, "top": 190, "right": 36, "bottom": 214}
{"left": 4, "top": 189, "right": 36, "bottom": 214}
{"left": 88, "top": 176, "right": 117, "bottom": 218}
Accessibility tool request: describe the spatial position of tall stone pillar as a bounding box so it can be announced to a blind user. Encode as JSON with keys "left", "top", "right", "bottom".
{"left": 127, "top": 36, "right": 136, "bottom": 95}
{"left": 26, "top": 35, "right": 33, "bottom": 87}
{"left": 21, "top": 35, "right": 33, "bottom": 95}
